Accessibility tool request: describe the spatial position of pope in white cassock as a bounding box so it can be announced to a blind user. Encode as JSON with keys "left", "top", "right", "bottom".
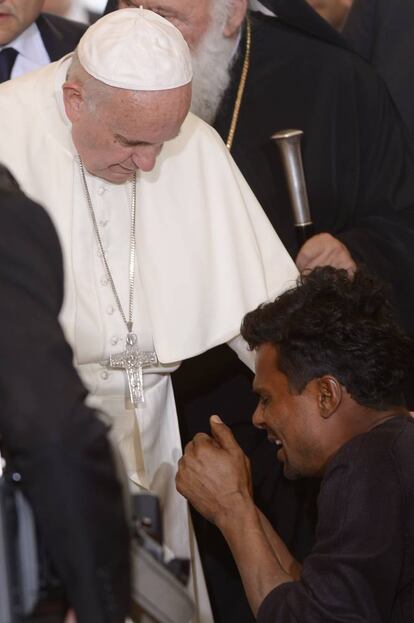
{"left": 0, "top": 7, "right": 298, "bottom": 621}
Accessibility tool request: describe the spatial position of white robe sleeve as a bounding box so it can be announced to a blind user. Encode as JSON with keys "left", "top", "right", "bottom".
{"left": 227, "top": 334, "right": 255, "bottom": 372}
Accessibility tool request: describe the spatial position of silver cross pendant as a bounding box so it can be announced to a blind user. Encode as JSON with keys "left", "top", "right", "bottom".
{"left": 105, "top": 333, "right": 158, "bottom": 406}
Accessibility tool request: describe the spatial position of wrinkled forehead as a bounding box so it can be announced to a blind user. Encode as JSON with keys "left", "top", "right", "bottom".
{"left": 94, "top": 84, "right": 191, "bottom": 136}
{"left": 104, "top": 83, "right": 192, "bottom": 111}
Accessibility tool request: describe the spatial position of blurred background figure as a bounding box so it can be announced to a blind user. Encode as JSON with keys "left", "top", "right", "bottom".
{"left": 305, "top": 0, "right": 353, "bottom": 29}
{"left": 249, "top": 0, "right": 353, "bottom": 29}
{"left": 0, "top": 0, "right": 87, "bottom": 83}
{"left": 343, "top": 0, "right": 414, "bottom": 138}
{"left": 43, "top": 0, "right": 105, "bottom": 22}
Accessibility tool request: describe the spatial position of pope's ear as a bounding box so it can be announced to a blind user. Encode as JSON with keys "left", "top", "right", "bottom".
{"left": 62, "top": 81, "right": 84, "bottom": 122}
{"left": 223, "top": 0, "right": 248, "bottom": 38}
{"left": 317, "top": 376, "right": 342, "bottom": 419}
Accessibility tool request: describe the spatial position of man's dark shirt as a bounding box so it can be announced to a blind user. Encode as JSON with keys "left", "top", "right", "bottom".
{"left": 258, "top": 415, "right": 414, "bottom": 623}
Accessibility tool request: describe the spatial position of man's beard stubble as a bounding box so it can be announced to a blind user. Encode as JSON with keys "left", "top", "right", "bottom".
{"left": 190, "top": 18, "right": 239, "bottom": 125}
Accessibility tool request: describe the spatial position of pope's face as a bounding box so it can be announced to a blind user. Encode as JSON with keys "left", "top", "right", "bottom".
{"left": 117, "top": 0, "right": 213, "bottom": 50}
{"left": 252, "top": 343, "right": 326, "bottom": 480}
{"left": 0, "top": 0, "right": 44, "bottom": 45}
{"left": 64, "top": 84, "right": 191, "bottom": 184}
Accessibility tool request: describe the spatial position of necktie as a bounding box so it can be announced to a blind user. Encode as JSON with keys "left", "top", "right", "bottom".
{"left": 0, "top": 47, "right": 18, "bottom": 83}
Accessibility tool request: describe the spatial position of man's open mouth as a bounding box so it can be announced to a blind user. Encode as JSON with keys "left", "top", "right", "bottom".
{"left": 268, "top": 435, "right": 283, "bottom": 448}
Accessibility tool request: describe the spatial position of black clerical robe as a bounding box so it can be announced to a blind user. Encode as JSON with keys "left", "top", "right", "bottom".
{"left": 214, "top": 10, "right": 414, "bottom": 332}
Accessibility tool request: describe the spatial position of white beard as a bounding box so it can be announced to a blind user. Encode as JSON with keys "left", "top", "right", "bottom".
{"left": 190, "top": 20, "right": 239, "bottom": 124}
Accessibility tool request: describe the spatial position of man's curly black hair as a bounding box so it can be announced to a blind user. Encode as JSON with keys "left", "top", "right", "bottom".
{"left": 241, "top": 267, "right": 413, "bottom": 410}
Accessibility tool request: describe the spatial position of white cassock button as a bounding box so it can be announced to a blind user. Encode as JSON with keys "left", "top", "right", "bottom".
{"left": 98, "top": 186, "right": 106, "bottom": 196}
{"left": 111, "top": 335, "right": 120, "bottom": 345}
{"left": 106, "top": 305, "right": 115, "bottom": 315}
{"left": 100, "top": 370, "right": 109, "bottom": 380}
{"left": 101, "top": 276, "right": 108, "bottom": 286}
{"left": 99, "top": 218, "right": 108, "bottom": 227}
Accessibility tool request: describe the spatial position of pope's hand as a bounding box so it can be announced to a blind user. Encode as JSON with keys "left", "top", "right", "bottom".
{"left": 296, "top": 232, "right": 357, "bottom": 275}
{"left": 176, "top": 415, "right": 252, "bottom": 527}
{"left": 64, "top": 611, "right": 76, "bottom": 623}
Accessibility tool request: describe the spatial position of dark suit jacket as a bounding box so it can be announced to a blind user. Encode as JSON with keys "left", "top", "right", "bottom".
{"left": 0, "top": 181, "right": 130, "bottom": 623}
{"left": 36, "top": 12, "right": 87, "bottom": 61}
{"left": 104, "top": 0, "right": 117, "bottom": 14}
{"left": 343, "top": 0, "right": 414, "bottom": 138}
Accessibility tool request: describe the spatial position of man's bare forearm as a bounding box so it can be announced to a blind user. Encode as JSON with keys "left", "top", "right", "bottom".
{"left": 257, "top": 508, "right": 302, "bottom": 580}
{"left": 217, "top": 495, "right": 295, "bottom": 615}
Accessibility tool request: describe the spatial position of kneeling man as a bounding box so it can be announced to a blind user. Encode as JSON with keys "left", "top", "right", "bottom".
{"left": 177, "top": 266, "right": 414, "bottom": 622}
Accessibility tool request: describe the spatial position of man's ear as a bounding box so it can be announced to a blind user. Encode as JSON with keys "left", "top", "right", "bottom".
{"left": 317, "top": 376, "right": 342, "bottom": 419}
{"left": 62, "top": 81, "right": 84, "bottom": 123}
{"left": 223, "top": 0, "right": 248, "bottom": 38}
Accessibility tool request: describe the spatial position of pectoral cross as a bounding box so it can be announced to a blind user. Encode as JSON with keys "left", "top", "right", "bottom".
{"left": 104, "top": 332, "right": 158, "bottom": 406}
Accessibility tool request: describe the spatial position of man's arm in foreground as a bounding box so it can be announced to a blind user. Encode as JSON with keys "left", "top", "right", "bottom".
{"left": 176, "top": 416, "right": 298, "bottom": 614}
{"left": 178, "top": 415, "right": 408, "bottom": 622}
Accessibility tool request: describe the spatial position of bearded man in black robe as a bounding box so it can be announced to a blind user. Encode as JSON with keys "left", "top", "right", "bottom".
{"left": 103, "top": 2, "right": 414, "bottom": 621}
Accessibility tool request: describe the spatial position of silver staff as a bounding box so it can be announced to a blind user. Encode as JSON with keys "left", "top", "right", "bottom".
{"left": 271, "top": 129, "right": 314, "bottom": 247}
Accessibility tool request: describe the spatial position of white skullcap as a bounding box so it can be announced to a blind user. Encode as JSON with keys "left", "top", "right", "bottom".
{"left": 77, "top": 7, "right": 192, "bottom": 91}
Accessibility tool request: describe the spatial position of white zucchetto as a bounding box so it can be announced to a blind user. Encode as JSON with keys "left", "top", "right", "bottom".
{"left": 77, "top": 7, "right": 193, "bottom": 91}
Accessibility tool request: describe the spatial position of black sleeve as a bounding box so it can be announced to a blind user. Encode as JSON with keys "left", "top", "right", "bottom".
{"left": 257, "top": 436, "right": 403, "bottom": 623}
{"left": 0, "top": 191, "right": 130, "bottom": 623}
{"left": 334, "top": 59, "right": 414, "bottom": 333}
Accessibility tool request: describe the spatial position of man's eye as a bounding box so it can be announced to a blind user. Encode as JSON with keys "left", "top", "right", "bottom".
{"left": 259, "top": 396, "right": 269, "bottom": 407}
{"left": 154, "top": 9, "right": 180, "bottom": 22}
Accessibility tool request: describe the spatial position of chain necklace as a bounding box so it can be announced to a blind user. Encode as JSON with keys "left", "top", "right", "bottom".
{"left": 78, "top": 157, "right": 157, "bottom": 406}
{"left": 226, "top": 15, "right": 252, "bottom": 151}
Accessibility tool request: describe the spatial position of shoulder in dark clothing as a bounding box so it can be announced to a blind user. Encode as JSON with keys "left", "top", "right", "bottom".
{"left": 36, "top": 12, "right": 88, "bottom": 61}
{"left": 0, "top": 186, "right": 130, "bottom": 622}
{"left": 257, "top": 415, "right": 414, "bottom": 623}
